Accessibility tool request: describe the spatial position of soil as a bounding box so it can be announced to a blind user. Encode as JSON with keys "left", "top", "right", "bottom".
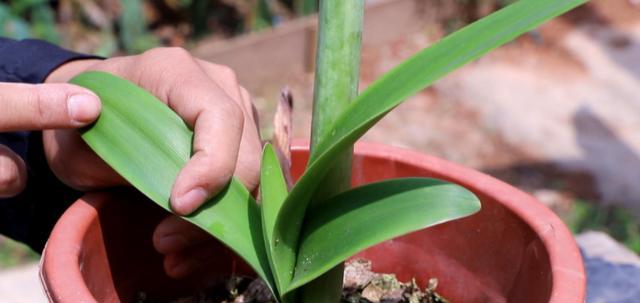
{"left": 139, "top": 259, "right": 448, "bottom": 303}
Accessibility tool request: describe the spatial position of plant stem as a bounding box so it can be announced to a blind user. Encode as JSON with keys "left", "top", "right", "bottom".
{"left": 303, "top": 0, "right": 364, "bottom": 302}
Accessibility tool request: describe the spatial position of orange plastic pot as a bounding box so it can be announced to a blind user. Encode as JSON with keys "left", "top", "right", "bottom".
{"left": 41, "top": 141, "right": 585, "bottom": 302}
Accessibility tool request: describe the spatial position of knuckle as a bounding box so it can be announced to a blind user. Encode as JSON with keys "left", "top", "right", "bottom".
{"left": 217, "top": 65, "right": 238, "bottom": 83}
{"left": 143, "top": 47, "right": 191, "bottom": 61}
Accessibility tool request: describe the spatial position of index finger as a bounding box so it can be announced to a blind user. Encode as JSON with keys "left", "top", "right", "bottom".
{"left": 0, "top": 83, "right": 101, "bottom": 131}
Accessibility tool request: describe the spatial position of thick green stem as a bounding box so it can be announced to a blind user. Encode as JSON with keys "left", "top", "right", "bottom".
{"left": 303, "top": 1, "right": 364, "bottom": 302}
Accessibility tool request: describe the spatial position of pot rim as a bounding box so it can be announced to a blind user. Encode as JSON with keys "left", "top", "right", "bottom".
{"left": 41, "top": 191, "right": 111, "bottom": 302}
{"left": 41, "top": 140, "right": 586, "bottom": 302}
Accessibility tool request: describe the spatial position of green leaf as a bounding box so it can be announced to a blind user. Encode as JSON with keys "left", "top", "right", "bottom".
{"left": 272, "top": 0, "right": 587, "bottom": 292}
{"left": 259, "top": 143, "right": 289, "bottom": 292}
{"left": 284, "top": 178, "right": 480, "bottom": 292}
{"left": 71, "top": 71, "right": 275, "bottom": 290}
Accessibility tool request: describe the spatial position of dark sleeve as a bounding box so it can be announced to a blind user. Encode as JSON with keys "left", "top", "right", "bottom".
{"left": 0, "top": 37, "right": 100, "bottom": 83}
{"left": 0, "top": 38, "right": 101, "bottom": 252}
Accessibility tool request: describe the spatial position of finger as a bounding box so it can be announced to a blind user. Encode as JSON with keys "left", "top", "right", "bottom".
{"left": 162, "top": 241, "right": 228, "bottom": 279}
{"left": 170, "top": 105, "right": 243, "bottom": 215}
{"left": 197, "top": 61, "right": 262, "bottom": 192}
{"left": 152, "top": 215, "right": 211, "bottom": 254}
{"left": 230, "top": 87, "right": 261, "bottom": 192}
{"left": 135, "top": 48, "right": 245, "bottom": 215}
{"left": 0, "top": 83, "right": 101, "bottom": 131}
{"left": 0, "top": 145, "right": 27, "bottom": 198}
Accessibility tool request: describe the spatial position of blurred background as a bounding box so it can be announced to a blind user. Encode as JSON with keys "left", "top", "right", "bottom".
{"left": 1, "top": 0, "right": 639, "bottom": 301}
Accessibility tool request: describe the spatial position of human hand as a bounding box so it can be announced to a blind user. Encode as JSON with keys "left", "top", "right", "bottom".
{"left": 45, "top": 47, "right": 262, "bottom": 214}
{"left": 0, "top": 82, "right": 101, "bottom": 198}
{"left": 45, "top": 47, "right": 262, "bottom": 278}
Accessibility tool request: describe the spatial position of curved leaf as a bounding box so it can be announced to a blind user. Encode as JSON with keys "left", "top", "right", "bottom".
{"left": 260, "top": 143, "right": 289, "bottom": 292}
{"left": 71, "top": 71, "right": 275, "bottom": 289}
{"left": 285, "top": 178, "right": 481, "bottom": 291}
{"left": 273, "top": 0, "right": 587, "bottom": 292}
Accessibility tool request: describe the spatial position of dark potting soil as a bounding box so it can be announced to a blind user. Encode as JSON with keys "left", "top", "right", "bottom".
{"left": 138, "top": 259, "right": 449, "bottom": 303}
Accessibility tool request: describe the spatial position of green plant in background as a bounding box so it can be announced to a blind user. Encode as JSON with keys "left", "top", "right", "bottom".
{"left": 295, "top": 0, "right": 318, "bottom": 16}
{"left": 0, "top": 0, "right": 317, "bottom": 56}
{"left": 69, "top": 0, "right": 586, "bottom": 302}
{"left": 252, "top": 0, "right": 276, "bottom": 31}
{"left": 119, "top": 0, "right": 159, "bottom": 54}
{"left": 565, "top": 200, "right": 640, "bottom": 253}
{"left": 0, "top": 0, "right": 59, "bottom": 43}
{"left": 0, "top": 236, "right": 38, "bottom": 268}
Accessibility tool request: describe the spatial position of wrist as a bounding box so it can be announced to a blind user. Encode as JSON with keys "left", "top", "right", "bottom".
{"left": 45, "top": 59, "right": 102, "bottom": 83}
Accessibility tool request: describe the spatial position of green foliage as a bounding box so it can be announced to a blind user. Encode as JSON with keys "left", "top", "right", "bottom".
{"left": 70, "top": 0, "right": 587, "bottom": 302}
{"left": 295, "top": 0, "right": 318, "bottom": 16}
{"left": 271, "top": 2, "right": 587, "bottom": 298}
{"left": 0, "top": 0, "right": 59, "bottom": 43}
{"left": 0, "top": 236, "right": 38, "bottom": 268}
{"left": 72, "top": 71, "right": 479, "bottom": 302}
{"left": 252, "top": 0, "right": 275, "bottom": 31}
{"left": 565, "top": 200, "right": 640, "bottom": 253}
{"left": 260, "top": 144, "right": 290, "bottom": 295}
{"left": 119, "top": 0, "right": 159, "bottom": 54}
{"left": 289, "top": 178, "right": 480, "bottom": 291}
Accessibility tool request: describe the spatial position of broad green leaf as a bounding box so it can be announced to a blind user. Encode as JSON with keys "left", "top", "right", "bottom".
{"left": 284, "top": 178, "right": 481, "bottom": 292}
{"left": 259, "top": 144, "right": 289, "bottom": 293}
{"left": 71, "top": 71, "right": 275, "bottom": 290}
{"left": 272, "top": 0, "right": 587, "bottom": 291}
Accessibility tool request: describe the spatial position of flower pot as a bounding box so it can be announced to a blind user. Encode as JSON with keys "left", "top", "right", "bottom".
{"left": 40, "top": 141, "right": 585, "bottom": 302}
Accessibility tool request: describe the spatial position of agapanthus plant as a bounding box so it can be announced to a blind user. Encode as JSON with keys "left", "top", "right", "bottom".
{"left": 70, "top": 0, "right": 587, "bottom": 302}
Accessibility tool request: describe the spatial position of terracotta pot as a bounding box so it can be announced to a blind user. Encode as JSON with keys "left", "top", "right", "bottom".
{"left": 41, "top": 141, "right": 585, "bottom": 302}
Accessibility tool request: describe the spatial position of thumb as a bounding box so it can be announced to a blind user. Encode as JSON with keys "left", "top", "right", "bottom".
{"left": 0, "top": 82, "right": 101, "bottom": 131}
{"left": 0, "top": 145, "right": 27, "bottom": 198}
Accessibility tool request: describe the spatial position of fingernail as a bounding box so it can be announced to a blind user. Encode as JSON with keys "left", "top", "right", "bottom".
{"left": 173, "top": 187, "right": 208, "bottom": 214}
{"left": 68, "top": 94, "right": 101, "bottom": 124}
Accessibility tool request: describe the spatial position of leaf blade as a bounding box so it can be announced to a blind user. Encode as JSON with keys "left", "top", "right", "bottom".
{"left": 286, "top": 178, "right": 481, "bottom": 291}
{"left": 260, "top": 143, "right": 290, "bottom": 292}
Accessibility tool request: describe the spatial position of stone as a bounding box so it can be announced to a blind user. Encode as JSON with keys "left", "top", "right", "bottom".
{"left": 577, "top": 231, "right": 640, "bottom": 303}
